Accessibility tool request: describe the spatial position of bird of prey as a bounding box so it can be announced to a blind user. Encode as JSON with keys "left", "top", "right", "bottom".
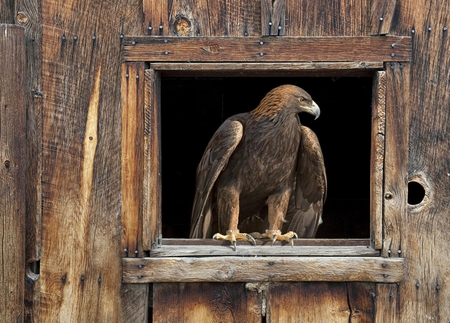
{"left": 189, "top": 84, "right": 327, "bottom": 249}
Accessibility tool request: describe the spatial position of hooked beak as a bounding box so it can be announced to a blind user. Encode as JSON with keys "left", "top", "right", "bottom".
{"left": 308, "top": 101, "right": 320, "bottom": 120}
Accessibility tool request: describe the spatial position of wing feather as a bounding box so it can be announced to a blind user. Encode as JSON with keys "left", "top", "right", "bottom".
{"left": 189, "top": 119, "right": 244, "bottom": 238}
{"left": 285, "top": 125, "right": 327, "bottom": 237}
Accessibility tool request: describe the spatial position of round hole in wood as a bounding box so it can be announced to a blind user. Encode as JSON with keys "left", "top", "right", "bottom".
{"left": 408, "top": 181, "right": 425, "bottom": 205}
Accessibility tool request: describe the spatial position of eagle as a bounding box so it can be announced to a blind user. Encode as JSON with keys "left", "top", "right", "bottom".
{"left": 189, "top": 84, "right": 327, "bottom": 249}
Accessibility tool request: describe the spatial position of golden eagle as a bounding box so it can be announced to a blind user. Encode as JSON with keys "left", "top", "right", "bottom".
{"left": 190, "top": 85, "right": 327, "bottom": 249}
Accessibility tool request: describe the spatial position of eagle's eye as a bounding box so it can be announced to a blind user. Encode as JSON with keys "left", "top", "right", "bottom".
{"left": 299, "top": 97, "right": 305, "bottom": 103}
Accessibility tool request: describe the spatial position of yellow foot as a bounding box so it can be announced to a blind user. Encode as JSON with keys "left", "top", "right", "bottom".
{"left": 262, "top": 230, "right": 298, "bottom": 247}
{"left": 213, "top": 229, "right": 256, "bottom": 250}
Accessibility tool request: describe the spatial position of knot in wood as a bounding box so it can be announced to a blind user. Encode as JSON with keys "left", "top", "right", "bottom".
{"left": 174, "top": 16, "right": 191, "bottom": 36}
{"left": 214, "top": 265, "right": 236, "bottom": 281}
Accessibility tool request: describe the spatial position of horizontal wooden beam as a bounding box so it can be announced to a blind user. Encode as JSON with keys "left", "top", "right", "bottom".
{"left": 123, "top": 256, "right": 404, "bottom": 283}
{"left": 150, "top": 245, "right": 379, "bottom": 257}
{"left": 123, "top": 36, "right": 411, "bottom": 63}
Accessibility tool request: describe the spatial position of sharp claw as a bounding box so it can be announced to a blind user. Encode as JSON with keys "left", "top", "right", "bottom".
{"left": 272, "top": 234, "right": 277, "bottom": 246}
{"left": 291, "top": 232, "right": 298, "bottom": 247}
{"left": 233, "top": 240, "right": 237, "bottom": 251}
{"left": 212, "top": 233, "right": 218, "bottom": 240}
{"left": 246, "top": 234, "right": 256, "bottom": 245}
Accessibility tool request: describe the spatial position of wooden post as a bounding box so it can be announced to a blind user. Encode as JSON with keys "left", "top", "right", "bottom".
{"left": 0, "top": 24, "right": 26, "bottom": 323}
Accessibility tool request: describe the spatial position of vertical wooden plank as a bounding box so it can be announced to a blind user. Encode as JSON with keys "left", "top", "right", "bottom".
{"left": 388, "top": 2, "right": 450, "bottom": 322}
{"left": 370, "top": 71, "right": 386, "bottom": 250}
{"left": 285, "top": 0, "right": 370, "bottom": 36}
{"left": 206, "top": 0, "right": 261, "bottom": 36}
{"left": 143, "top": 0, "right": 169, "bottom": 35}
{"left": 40, "top": 0, "right": 144, "bottom": 321}
{"left": 382, "top": 62, "right": 409, "bottom": 259}
{"left": 168, "top": 0, "right": 211, "bottom": 36}
{"left": 122, "top": 62, "right": 145, "bottom": 258}
{"left": 16, "top": 2, "right": 43, "bottom": 321}
{"left": 261, "top": 0, "right": 286, "bottom": 36}
{"left": 369, "top": 0, "right": 398, "bottom": 35}
{"left": 266, "top": 283, "right": 351, "bottom": 322}
{"left": 16, "top": 0, "right": 43, "bottom": 266}
{"left": 153, "top": 283, "right": 262, "bottom": 323}
{"left": 0, "top": 0, "right": 15, "bottom": 23}
{"left": 374, "top": 284, "right": 399, "bottom": 323}
{"left": 0, "top": 24, "right": 26, "bottom": 323}
{"left": 347, "top": 283, "right": 376, "bottom": 323}
{"left": 121, "top": 284, "right": 149, "bottom": 323}
{"left": 143, "top": 69, "right": 161, "bottom": 250}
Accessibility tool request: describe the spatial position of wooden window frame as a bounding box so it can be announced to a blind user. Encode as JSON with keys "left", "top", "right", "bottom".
{"left": 121, "top": 36, "right": 410, "bottom": 283}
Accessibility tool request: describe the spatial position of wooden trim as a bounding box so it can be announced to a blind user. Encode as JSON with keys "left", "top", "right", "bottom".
{"left": 150, "top": 245, "right": 379, "bottom": 257}
{"left": 162, "top": 238, "right": 371, "bottom": 246}
{"left": 123, "top": 256, "right": 405, "bottom": 283}
{"left": 370, "top": 71, "right": 386, "bottom": 249}
{"left": 143, "top": 69, "right": 162, "bottom": 250}
{"left": 123, "top": 36, "right": 411, "bottom": 63}
{"left": 121, "top": 62, "right": 146, "bottom": 257}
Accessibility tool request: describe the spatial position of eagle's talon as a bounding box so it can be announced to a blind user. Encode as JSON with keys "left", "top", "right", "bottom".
{"left": 212, "top": 230, "right": 255, "bottom": 250}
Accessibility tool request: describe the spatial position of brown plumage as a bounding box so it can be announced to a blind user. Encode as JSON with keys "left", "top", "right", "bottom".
{"left": 190, "top": 84, "right": 327, "bottom": 248}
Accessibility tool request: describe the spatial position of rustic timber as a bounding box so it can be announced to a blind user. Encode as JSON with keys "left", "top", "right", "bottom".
{"left": 39, "top": 0, "right": 145, "bottom": 321}
{"left": 261, "top": 0, "right": 286, "bottom": 36}
{"left": 382, "top": 63, "right": 410, "bottom": 259}
{"left": 121, "top": 62, "right": 145, "bottom": 258}
{"left": 285, "top": 0, "right": 370, "bottom": 36}
{"left": 153, "top": 283, "right": 262, "bottom": 323}
{"left": 123, "top": 36, "right": 411, "bottom": 62}
{"left": 370, "top": 71, "right": 386, "bottom": 250}
{"left": 0, "top": 24, "right": 26, "bottom": 323}
{"left": 369, "top": 0, "right": 397, "bottom": 35}
{"left": 143, "top": 69, "right": 162, "bottom": 250}
{"left": 123, "top": 257, "right": 404, "bottom": 283}
{"left": 150, "top": 245, "right": 379, "bottom": 257}
{"left": 162, "top": 238, "right": 371, "bottom": 246}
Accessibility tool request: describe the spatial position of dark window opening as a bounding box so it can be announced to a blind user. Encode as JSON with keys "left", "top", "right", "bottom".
{"left": 161, "top": 76, "right": 372, "bottom": 239}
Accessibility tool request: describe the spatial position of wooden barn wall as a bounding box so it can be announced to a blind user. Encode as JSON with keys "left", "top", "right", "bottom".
{"left": 0, "top": 0, "right": 449, "bottom": 322}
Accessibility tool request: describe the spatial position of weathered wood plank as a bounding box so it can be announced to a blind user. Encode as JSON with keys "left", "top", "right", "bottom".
{"left": 388, "top": 2, "right": 450, "bottom": 321}
{"left": 121, "top": 284, "right": 148, "bottom": 323}
{"left": 25, "top": 267, "right": 40, "bottom": 323}
{"left": 143, "top": 0, "right": 169, "bottom": 35}
{"left": 0, "top": 24, "right": 26, "bottom": 323}
{"left": 168, "top": 0, "right": 211, "bottom": 36}
{"left": 369, "top": 0, "right": 397, "bottom": 35}
{"left": 261, "top": 0, "right": 286, "bottom": 36}
{"left": 285, "top": 0, "right": 370, "bottom": 36}
{"left": 121, "top": 62, "right": 145, "bottom": 257}
{"left": 17, "top": 0, "right": 43, "bottom": 266}
{"left": 143, "top": 69, "right": 162, "bottom": 250}
{"left": 382, "top": 63, "right": 410, "bottom": 259}
{"left": 123, "top": 257, "right": 405, "bottom": 283}
{"left": 370, "top": 71, "right": 386, "bottom": 250}
{"left": 206, "top": 0, "right": 261, "bottom": 36}
{"left": 347, "top": 282, "right": 376, "bottom": 322}
{"left": 153, "top": 283, "right": 262, "bottom": 323}
{"left": 162, "top": 238, "right": 371, "bottom": 246}
{"left": 374, "top": 284, "right": 399, "bottom": 323}
{"left": 123, "top": 36, "right": 411, "bottom": 63}
{"left": 40, "top": 0, "right": 145, "bottom": 321}
{"left": 150, "top": 245, "right": 379, "bottom": 257}
{"left": 266, "top": 282, "right": 351, "bottom": 322}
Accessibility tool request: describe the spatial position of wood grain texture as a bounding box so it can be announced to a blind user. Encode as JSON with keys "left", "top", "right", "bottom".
{"left": 285, "top": 0, "right": 370, "bottom": 36}
{"left": 347, "top": 283, "right": 376, "bottom": 322}
{"left": 152, "top": 283, "right": 262, "bottom": 323}
{"left": 143, "top": 69, "right": 161, "bottom": 250}
{"left": 261, "top": 0, "right": 286, "bottom": 36}
{"left": 39, "top": 0, "right": 144, "bottom": 322}
{"left": 17, "top": 0, "right": 43, "bottom": 266}
{"left": 0, "top": 24, "right": 26, "bottom": 323}
{"left": 374, "top": 284, "right": 399, "bottom": 323}
{"left": 124, "top": 36, "right": 411, "bottom": 63}
{"left": 150, "top": 245, "right": 379, "bottom": 257}
{"left": 121, "top": 63, "right": 145, "bottom": 258}
{"left": 370, "top": 71, "right": 386, "bottom": 250}
{"left": 369, "top": 0, "right": 398, "bottom": 35}
{"left": 266, "top": 283, "right": 351, "bottom": 322}
{"left": 382, "top": 62, "right": 410, "bottom": 260}
{"left": 143, "top": 0, "right": 169, "bottom": 35}
{"left": 121, "top": 284, "right": 148, "bottom": 323}
{"left": 123, "top": 257, "right": 405, "bottom": 283}
{"left": 388, "top": 1, "right": 450, "bottom": 322}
